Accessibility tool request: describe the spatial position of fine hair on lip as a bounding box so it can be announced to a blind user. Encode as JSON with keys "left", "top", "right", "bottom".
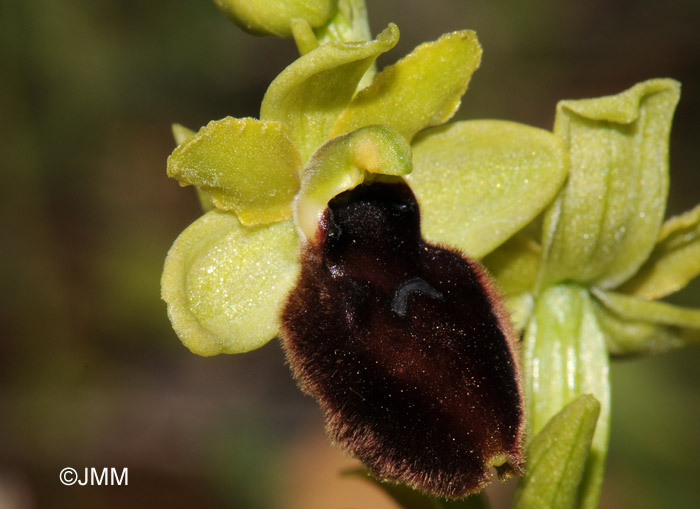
{"left": 280, "top": 180, "right": 524, "bottom": 498}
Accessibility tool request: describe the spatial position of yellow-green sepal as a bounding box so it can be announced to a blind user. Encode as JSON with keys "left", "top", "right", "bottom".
{"left": 591, "top": 287, "right": 700, "bottom": 356}
{"left": 213, "top": 0, "right": 337, "bottom": 38}
{"left": 261, "top": 24, "right": 399, "bottom": 163}
{"left": 330, "top": 30, "right": 482, "bottom": 142}
{"left": 407, "top": 120, "right": 567, "bottom": 258}
{"left": 294, "top": 125, "right": 412, "bottom": 241}
{"left": 161, "top": 210, "right": 300, "bottom": 356}
{"left": 167, "top": 117, "right": 302, "bottom": 225}
{"left": 522, "top": 285, "right": 610, "bottom": 509}
{"left": 616, "top": 204, "right": 700, "bottom": 299}
{"left": 540, "top": 79, "right": 681, "bottom": 290}
{"left": 514, "top": 395, "right": 601, "bottom": 509}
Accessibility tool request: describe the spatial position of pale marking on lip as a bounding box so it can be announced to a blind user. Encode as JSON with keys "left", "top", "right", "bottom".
{"left": 391, "top": 277, "right": 444, "bottom": 318}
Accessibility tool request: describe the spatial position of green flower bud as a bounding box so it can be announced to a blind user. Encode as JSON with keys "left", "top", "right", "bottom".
{"left": 213, "top": 0, "right": 337, "bottom": 37}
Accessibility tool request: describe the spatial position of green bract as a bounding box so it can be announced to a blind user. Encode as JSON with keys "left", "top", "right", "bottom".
{"left": 540, "top": 79, "right": 681, "bottom": 290}
{"left": 163, "top": 22, "right": 567, "bottom": 358}
{"left": 522, "top": 285, "right": 610, "bottom": 509}
{"left": 514, "top": 394, "right": 601, "bottom": 509}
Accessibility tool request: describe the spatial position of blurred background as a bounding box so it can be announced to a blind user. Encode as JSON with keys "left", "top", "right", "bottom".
{"left": 1, "top": 0, "right": 699, "bottom": 507}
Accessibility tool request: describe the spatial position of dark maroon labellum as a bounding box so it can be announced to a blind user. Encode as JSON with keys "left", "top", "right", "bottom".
{"left": 280, "top": 181, "right": 524, "bottom": 498}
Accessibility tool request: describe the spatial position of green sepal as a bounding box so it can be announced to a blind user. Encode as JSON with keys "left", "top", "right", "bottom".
{"left": 540, "top": 79, "right": 681, "bottom": 290}
{"left": 161, "top": 210, "right": 300, "bottom": 356}
{"left": 522, "top": 284, "right": 610, "bottom": 509}
{"left": 591, "top": 287, "right": 700, "bottom": 356}
{"left": 260, "top": 24, "right": 399, "bottom": 163}
{"left": 213, "top": 0, "right": 337, "bottom": 38}
{"left": 408, "top": 120, "right": 567, "bottom": 258}
{"left": 514, "top": 394, "right": 601, "bottom": 509}
{"left": 617, "top": 204, "right": 700, "bottom": 299}
{"left": 331, "top": 31, "right": 482, "bottom": 142}
{"left": 167, "top": 117, "right": 302, "bottom": 225}
{"left": 294, "top": 124, "right": 412, "bottom": 241}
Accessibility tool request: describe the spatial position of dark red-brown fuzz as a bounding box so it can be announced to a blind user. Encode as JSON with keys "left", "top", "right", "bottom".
{"left": 280, "top": 181, "right": 524, "bottom": 498}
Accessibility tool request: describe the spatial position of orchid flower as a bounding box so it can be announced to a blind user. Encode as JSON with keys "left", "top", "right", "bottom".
{"left": 161, "top": 1, "right": 700, "bottom": 507}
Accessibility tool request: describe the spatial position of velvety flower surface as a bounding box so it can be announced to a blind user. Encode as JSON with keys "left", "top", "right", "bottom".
{"left": 281, "top": 180, "right": 524, "bottom": 497}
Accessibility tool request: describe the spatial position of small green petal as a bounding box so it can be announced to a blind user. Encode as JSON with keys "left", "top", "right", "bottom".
{"left": 291, "top": 18, "right": 319, "bottom": 55}
{"left": 331, "top": 30, "right": 482, "bottom": 142}
{"left": 540, "top": 79, "right": 681, "bottom": 290}
{"left": 408, "top": 120, "right": 567, "bottom": 258}
{"left": 171, "top": 123, "right": 196, "bottom": 145}
{"left": 260, "top": 24, "right": 399, "bottom": 162}
{"left": 171, "top": 123, "right": 216, "bottom": 212}
{"left": 617, "top": 204, "right": 700, "bottom": 299}
{"left": 167, "top": 117, "right": 302, "bottom": 225}
{"left": 294, "top": 124, "right": 412, "bottom": 241}
{"left": 514, "top": 394, "right": 601, "bottom": 509}
{"left": 213, "top": 0, "right": 336, "bottom": 38}
{"left": 522, "top": 285, "right": 610, "bottom": 509}
{"left": 161, "top": 210, "right": 300, "bottom": 356}
{"left": 591, "top": 287, "right": 700, "bottom": 355}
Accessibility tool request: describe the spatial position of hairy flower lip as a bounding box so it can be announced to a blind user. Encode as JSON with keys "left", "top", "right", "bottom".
{"left": 281, "top": 181, "right": 524, "bottom": 498}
